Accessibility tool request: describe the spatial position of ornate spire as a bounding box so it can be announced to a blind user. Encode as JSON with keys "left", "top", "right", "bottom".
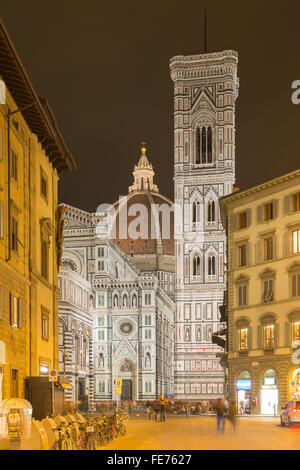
{"left": 128, "top": 143, "right": 159, "bottom": 193}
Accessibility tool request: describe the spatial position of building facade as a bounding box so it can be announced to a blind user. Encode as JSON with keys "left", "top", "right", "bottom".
{"left": 220, "top": 169, "right": 300, "bottom": 415}
{"left": 59, "top": 149, "right": 175, "bottom": 404}
{"left": 0, "top": 21, "right": 75, "bottom": 400}
{"left": 170, "top": 51, "right": 239, "bottom": 399}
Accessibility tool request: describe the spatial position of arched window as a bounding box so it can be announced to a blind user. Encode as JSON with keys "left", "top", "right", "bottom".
{"left": 208, "top": 254, "right": 216, "bottom": 276}
{"left": 207, "top": 127, "right": 212, "bottom": 163}
{"left": 208, "top": 200, "right": 216, "bottom": 222}
{"left": 193, "top": 255, "right": 201, "bottom": 276}
{"left": 196, "top": 128, "right": 200, "bottom": 164}
{"left": 201, "top": 126, "right": 206, "bottom": 163}
{"left": 192, "top": 201, "right": 200, "bottom": 223}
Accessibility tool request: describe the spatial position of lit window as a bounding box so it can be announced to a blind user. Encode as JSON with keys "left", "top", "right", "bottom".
{"left": 292, "top": 230, "right": 300, "bottom": 254}
{"left": 292, "top": 322, "right": 300, "bottom": 342}
{"left": 239, "top": 328, "right": 248, "bottom": 350}
{"left": 263, "top": 324, "right": 274, "bottom": 348}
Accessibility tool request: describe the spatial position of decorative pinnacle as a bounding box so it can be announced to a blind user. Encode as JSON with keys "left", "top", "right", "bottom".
{"left": 141, "top": 142, "right": 147, "bottom": 154}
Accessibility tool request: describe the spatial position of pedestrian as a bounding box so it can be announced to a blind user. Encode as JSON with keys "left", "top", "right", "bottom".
{"left": 215, "top": 398, "right": 226, "bottom": 432}
{"left": 228, "top": 401, "right": 237, "bottom": 432}
{"left": 153, "top": 400, "right": 159, "bottom": 422}
{"left": 159, "top": 395, "right": 168, "bottom": 422}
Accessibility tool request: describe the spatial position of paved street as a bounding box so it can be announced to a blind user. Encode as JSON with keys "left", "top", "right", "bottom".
{"left": 102, "top": 416, "right": 300, "bottom": 450}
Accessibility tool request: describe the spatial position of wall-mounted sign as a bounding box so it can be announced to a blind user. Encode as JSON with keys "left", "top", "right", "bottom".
{"left": 236, "top": 379, "right": 251, "bottom": 390}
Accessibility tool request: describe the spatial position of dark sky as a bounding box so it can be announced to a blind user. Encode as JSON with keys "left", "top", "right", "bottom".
{"left": 1, "top": 1, "right": 300, "bottom": 212}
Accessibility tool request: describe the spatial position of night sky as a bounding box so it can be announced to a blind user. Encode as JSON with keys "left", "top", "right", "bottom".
{"left": 1, "top": 1, "right": 300, "bottom": 212}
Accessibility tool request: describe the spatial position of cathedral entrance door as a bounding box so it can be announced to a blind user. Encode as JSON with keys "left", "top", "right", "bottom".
{"left": 121, "top": 379, "right": 132, "bottom": 400}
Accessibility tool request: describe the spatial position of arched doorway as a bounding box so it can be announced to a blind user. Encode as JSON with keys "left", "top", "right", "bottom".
{"left": 289, "top": 368, "right": 300, "bottom": 400}
{"left": 261, "top": 369, "right": 278, "bottom": 415}
{"left": 236, "top": 370, "right": 251, "bottom": 415}
{"left": 118, "top": 359, "right": 135, "bottom": 401}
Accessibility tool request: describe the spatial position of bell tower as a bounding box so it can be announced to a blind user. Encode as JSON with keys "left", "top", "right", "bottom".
{"left": 170, "top": 51, "right": 239, "bottom": 399}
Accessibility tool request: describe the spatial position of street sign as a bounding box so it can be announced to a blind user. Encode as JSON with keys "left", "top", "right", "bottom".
{"left": 115, "top": 378, "right": 122, "bottom": 395}
{"left": 49, "top": 369, "right": 57, "bottom": 382}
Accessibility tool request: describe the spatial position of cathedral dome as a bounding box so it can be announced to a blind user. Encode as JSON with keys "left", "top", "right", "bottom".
{"left": 111, "top": 144, "right": 174, "bottom": 258}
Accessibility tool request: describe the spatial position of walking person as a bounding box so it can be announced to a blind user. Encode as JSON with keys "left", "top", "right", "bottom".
{"left": 215, "top": 398, "right": 226, "bottom": 432}
{"left": 153, "top": 400, "right": 159, "bottom": 422}
{"left": 228, "top": 401, "right": 237, "bottom": 433}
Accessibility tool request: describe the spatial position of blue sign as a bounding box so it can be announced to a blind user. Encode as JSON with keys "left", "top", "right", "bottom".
{"left": 236, "top": 379, "right": 251, "bottom": 390}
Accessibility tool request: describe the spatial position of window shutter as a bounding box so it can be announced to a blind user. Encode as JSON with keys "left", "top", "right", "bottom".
{"left": 255, "top": 239, "right": 263, "bottom": 263}
{"left": 231, "top": 214, "right": 238, "bottom": 231}
{"left": 0, "top": 201, "right": 4, "bottom": 239}
{"left": 273, "top": 235, "right": 277, "bottom": 259}
{"left": 231, "top": 246, "right": 237, "bottom": 269}
{"left": 274, "top": 324, "right": 279, "bottom": 348}
{"left": 273, "top": 199, "right": 278, "bottom": 219}
{"left": 232, "top": 329, "right": 237, "bottom": 352}
{"left": 246, "top": 243, "right": 250, "bottom": 266}
{"left": 246, "top": 209, "right": 251, "bottom": 228}
{"left": 285, "top": 322, "right": 291, "bottom": 347}
{"left": 0, "top": 285, "right": 4, "bottom": 320}
{"left": 9, "top": 293, "right": 13, "bottom": 325}
{"left": 248, "top": 327, "right": 252, "bottom": 350}
{"left": 283, "top": 232, "right": 290, "bottom": 256}
{"left": 19, "top": 298, "right": 23, "bottom": 328}
{"left": 257, "top": 205, "right": 263, "bottom": 224}
{"left": 284, "top": 195, "right": 290, "bottom": 215}
{"left": 257, "top": 325, "right": 262, "bottom": 349}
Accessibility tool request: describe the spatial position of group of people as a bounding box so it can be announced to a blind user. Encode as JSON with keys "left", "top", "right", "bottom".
{"left": 214, "top": 398, "right": 237, "bottom": 432}
{"left": 146, "top": 396, "right": 169, "bottom": 422}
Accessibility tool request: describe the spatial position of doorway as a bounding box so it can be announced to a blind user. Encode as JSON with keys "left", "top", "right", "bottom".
{"left": 260, "top": 369, "right": 278, "bottom": 415}
{"left": 121, "top": 379, "right": 132, "bottom": 400}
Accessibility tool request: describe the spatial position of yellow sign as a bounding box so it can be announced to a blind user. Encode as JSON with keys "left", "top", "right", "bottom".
{"left": 115, "top": 378, "right": 122, "bottom": 395}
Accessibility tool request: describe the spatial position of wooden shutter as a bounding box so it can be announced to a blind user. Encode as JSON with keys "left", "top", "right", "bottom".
{"left": 246, "top": 243, "right": 250, "bottom": 266}
{"left": 257, "top": 325, "right": 262, "bottom": 349}
{"left": 246, "top": 209, "right": 251, "bottom": 228}
{"left": 18, "top": 298, "right": 23, "bottom": 328}
{"left": 283, "top": 232, "right": 290, "bottom": 256}
{"left": 0, "top": 285, "right": 4, "bottom": 320}
{"left": 273, "top": 199, "right": 278, "bottom": 219}
{"left": 231, "top": 214, "right": 238, "bottom": 231}
{"left": 231, "top": 246, "right": 237, "bottom": 269}
{"left": 232, "top": 329, "right": 237, "bottom": 352}
{"left": 0, "top": 201, "right": 3, "bottom": 239}
{"left": 257, "top": 205, "right": 263, "bottom": 224}
{"left": 255, "top": 239, "right": 263, "bottom": 263}
{"left": 248, "top": 327, "right": 253, "bottom": 350}
{"left": 273, "top": 235, "right": 277, "bottom": 259}
{"left": 284, "top": 195, "right": 291, "bottom": 215}
{"left": 9, "top": 293, "right": 14, "bottom": 325}
{"left": 274, "top": 324, "right": 279, "bottom": 347}
{"left": 285, "top": 322, "right": 291, "bottom": 347}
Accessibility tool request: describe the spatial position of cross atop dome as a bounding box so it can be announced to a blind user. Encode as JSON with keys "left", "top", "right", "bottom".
{"left": 128, "top": 143, "right": 159, "bottom": 193}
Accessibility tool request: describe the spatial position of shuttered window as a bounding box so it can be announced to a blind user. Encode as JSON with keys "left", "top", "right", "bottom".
{"left": 291, "top": 273, "right": 300, "bottom": 297}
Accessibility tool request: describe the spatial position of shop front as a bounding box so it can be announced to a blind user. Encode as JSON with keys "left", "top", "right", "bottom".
{"left": 289, "top": 368, "right": 300, "bottom": 400}
{"left": 260, "top": 368, "right": 278, "bottom": 415}
{"left": 236, "top": 370, "right": 251, "bottom": 414}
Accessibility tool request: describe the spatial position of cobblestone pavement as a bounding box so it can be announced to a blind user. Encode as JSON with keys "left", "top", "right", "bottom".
{"left": 102, "top": 415, "right": 300, "bottom": 450}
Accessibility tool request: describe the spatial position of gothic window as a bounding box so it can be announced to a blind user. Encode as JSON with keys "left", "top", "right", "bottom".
{"left": 207, "top": 200, "right": 216, "bottom": 222}
{"left": 201, "top": 126, "right": 206, "bottom": 163}
{"left": 193, "top": 255, "right": 201, "bottom": 276}
{"left": 192, "top": 201, "right": 200, "bottom": 224}
{"left": 207, "top": 127, "right": 212, "bottom": 163}
{"left": 196, "top": 128, "right": 200, "bottom": 164}
{"left": 208, "top": 254, "right": 216, "bottom": 276}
